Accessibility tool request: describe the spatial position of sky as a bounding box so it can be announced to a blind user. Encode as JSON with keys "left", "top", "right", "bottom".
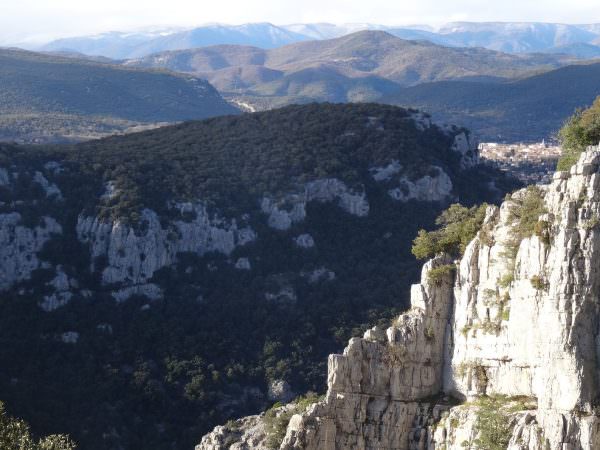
{"left": 1, "top": 0, "right": 600, "bottom": 45}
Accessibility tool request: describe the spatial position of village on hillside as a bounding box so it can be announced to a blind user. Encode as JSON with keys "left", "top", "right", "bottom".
{"left": 479, "top": 141, "right": 562, "bottom": 184}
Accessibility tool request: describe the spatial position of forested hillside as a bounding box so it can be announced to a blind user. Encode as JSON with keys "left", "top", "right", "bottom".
{"left": 388, "top": 62, "right": 600, "bottom": 141}
{"left": 0, "top": 48, "right": 238, "bottom": 144}
{"left": 0, "top": 104, "right": 517, "bottom": 449}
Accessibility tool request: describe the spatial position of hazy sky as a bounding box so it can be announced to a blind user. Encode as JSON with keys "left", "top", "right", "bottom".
{"left": 1, "top": 0, "right": 600, "bottom": 44}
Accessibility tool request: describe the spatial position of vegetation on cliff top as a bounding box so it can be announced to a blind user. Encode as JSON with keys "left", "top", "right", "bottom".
{"left": 557, "top": 95, "right": 600, "bottom": 170}
{"left": 412, "top": 203, "right": 489, "bottom": 260}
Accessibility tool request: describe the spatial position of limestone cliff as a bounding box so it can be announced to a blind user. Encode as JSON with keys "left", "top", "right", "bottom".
{"left": 199, "top": 146, "right": 600, "bottom": 450}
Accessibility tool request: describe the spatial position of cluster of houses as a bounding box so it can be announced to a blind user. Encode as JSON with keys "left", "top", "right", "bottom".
{"left": 479, "top": 141, "right": 562, "bottom": 184}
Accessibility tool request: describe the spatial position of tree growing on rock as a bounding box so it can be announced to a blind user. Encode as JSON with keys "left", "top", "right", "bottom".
{"left": 557, "top": 96, "right": 600, "bottom": 171}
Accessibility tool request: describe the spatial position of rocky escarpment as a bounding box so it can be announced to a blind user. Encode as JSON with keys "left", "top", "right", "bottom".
{"left": 0, "top": 103, "right": 521, "bottom": 450}
{"left": 0, "top": 128, "right": 477, "bottom": 304}
{"left": 199, "top": 146, "right": 600, "bottom": 450}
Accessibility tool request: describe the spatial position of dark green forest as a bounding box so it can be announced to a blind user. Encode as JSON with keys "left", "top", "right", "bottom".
{"left": 0, "top": 103, "right": 518, "bottom": 449}
{"left": 0, "top": 48, "right": 238, "bottom": 144}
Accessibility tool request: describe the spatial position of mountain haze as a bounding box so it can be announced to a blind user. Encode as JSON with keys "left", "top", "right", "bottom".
{"left": 41, "top": 23, "right": 311, "bottom": 59}
{"left": 37, "top": 22, "right": 600, "bottom": 60}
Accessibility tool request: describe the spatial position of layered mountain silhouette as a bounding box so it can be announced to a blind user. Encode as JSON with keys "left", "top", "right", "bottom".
{"left": 125, "top": 31, "right": 574, "bottom": 107}
{"left": 38, "top": 22, "right": 600, "bottom": 59}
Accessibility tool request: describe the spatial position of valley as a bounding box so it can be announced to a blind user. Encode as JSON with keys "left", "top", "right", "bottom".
{"left": 0, "top": 104, "right": 517, "bottom": 449}
{"left": 1, "top": 9, "right": 600, "bottom": 450}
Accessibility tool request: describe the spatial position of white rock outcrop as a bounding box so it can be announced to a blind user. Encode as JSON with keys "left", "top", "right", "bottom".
{"left": 197, "top": 404, "right": 300, "bottom": 450}
{"left": 261, "top": 179, "right": 369, "bottom": 231}
{"left": 294, "top": 234, "right": 315, "bottom": 249}
{"left": 235, "top": 257, "right": 252, "bottom": 270}
{"left": 33, "top": 171, "right": 63, "bottom": 199}
{"left": 77, "top": 204, "right": 256, "bottom": 297}
{"left": 268, "top": 380, "right": 296, "bottom": 403}
{"left": 200, "top": 147, "right": 600, "bottom": 450}
{"left": 39, "top": 266, "right": 75, "bottom": 311}
{"left": 452, "top": 131, "right": 479, "bottom": 169}
{"left": 0, "top": 213, "right": 62, "bottom": 290}
{"left": 388, "top": 167, "right": 454, "bottom": 202}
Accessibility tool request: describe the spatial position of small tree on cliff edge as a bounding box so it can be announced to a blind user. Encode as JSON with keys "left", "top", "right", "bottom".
{"left": 557, "top": 96, "right": 600, "bottom": 171}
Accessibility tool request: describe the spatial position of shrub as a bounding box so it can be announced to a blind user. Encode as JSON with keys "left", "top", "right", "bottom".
{"left": 427, "top": 264, "right": 457, "bottom": 286}
{"left": 498, "top": 273, "right": 514, "bottom": 289}
{"left": 530, "top": 275, "right": 549, "bottom": 291}
{"left": 0, "top": 401, "right": 76, "bottom": 450}
{"left": 557, "top": 96, "right": 600, "bottom": 171}
{"left": 509, "top": 186, "right": 547, "bottom": 242}
{"left": 264, "top": 393, "right": 322, "bottom": 449}
{"left": 412, "top": 203, "right": 488, "bottom": 260}
{"left": 503, "top": 186, "right": 548, "bottom": 260}
{"left": 473, "top": 396, "right": 522, "bottom": 450}
{"left": 424, "top": 324, "right": 435, "bottom": 341}
{"left": 533, "top": 220, "right": 551, "bottom": 245}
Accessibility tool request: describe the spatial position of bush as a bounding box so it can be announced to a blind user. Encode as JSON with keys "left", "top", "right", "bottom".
{"left": 557, "top": 96, "right": 600, "bottom": 171}
{"left": 504, "top": 186, "right": 548, "bottom": 259}
{"left": 427, "top": 264, "right": 456, "bottom": 286}
{"left": 264, "top": 393, "right": 322, "bottom": 449}
{"left": 473, "top": 396, "right": 514, "bottom": 450}
{"left": 0, "top": 401, "right": 76, "bottom": 450}
{"left": 530, "top": 275, "right": 549, "bottom": 291}
{"left": 412, "top": 203, "right": 489, "bottom": 260}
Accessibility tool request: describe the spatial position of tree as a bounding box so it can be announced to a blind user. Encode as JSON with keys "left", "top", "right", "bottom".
{"left": 0, "top": 401, "right": 76, "bottom": 450}
{"left": 411, "top": 203, "right": 488, "bottom": 260}
{"left": 557, "top": 96, "right": 600, "bottom": 171}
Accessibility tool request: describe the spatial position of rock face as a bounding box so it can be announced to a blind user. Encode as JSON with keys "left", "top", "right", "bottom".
{"left": 76, "top": 204, "right": 257, "bottom": 291}
{"left": 261, "top": 179, "right": 369, "bottom": 231}
{"left": 0, "top": 213, "right": 62, "bottom": 290}
{"left": 387, "top": 166, "right": 454, "bottom": 202}
{"left": 197, "top": 403, "right": 299, "bottom": 450}
{"left": 200, "top": 146, "right": 600, "bottom": 450}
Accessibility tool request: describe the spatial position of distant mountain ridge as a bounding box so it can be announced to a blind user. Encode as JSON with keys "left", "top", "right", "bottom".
{"left": 41, "top": 23, "right": 311, "bottom": 59}
{"left": 386, "top": 61, "right": 600, "bottom": 141}
{"left": 37, "top": 21, "right": 600, "bottom": 59}
{"left": 125, "top": 30, "right": 574, "bottom": 108}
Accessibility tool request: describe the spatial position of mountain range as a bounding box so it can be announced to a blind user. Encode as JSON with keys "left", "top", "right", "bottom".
{"left": 37, "top": 22, "right": 600, "bottom": 59}
{"left": 124, "top": 31, "right": 575, "bottom": 108}
{"left": 0, "top": 48, "right": 238, "bottom": 143}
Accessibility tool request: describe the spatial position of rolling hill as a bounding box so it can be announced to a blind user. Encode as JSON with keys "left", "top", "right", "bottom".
{"left": 125, "top": 30, "right": 574, "bottom": 108}
{"left": 543, "top": 42, "right": 600, "bottom": 59}
{"left": 386, "top": 62, "right": 600, "bottom": 141}
{"left": 0, "top": 48, "right": 238, "bottom": 143}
